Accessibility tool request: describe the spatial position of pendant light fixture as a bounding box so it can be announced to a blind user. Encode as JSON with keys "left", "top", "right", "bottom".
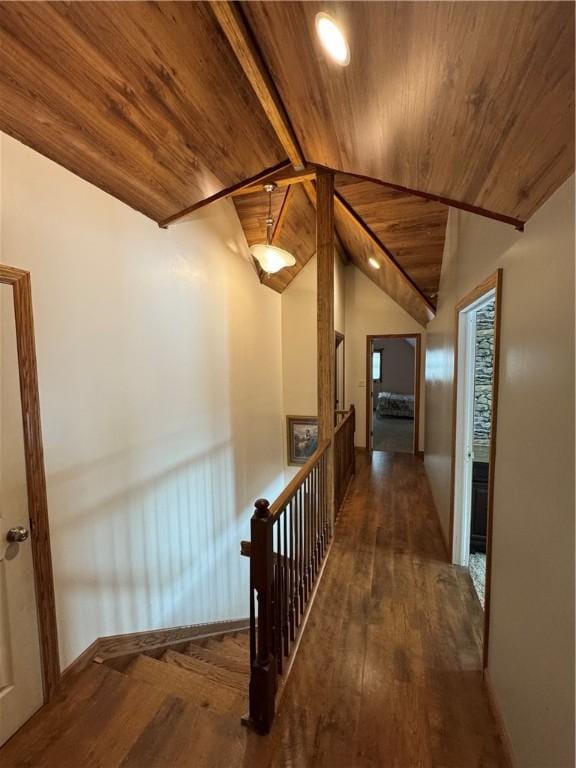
{"left": 250, "top": 183, "right": 296, "bottom": 274}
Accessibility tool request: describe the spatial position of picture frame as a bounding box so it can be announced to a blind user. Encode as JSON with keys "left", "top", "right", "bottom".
{"left": 286, "top": 415, "right": 319, "bottom": 466}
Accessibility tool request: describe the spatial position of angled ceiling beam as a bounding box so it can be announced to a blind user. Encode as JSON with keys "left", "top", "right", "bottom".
{"left": 159, "top": 159, "right": 291, "bottom": 227}
{"left": 231, "top": 164, "right": 316, "bottom": 196}
{"left": 334, "top": 190, "right": 436, "bottom": 318}
{"left": 304, "top": 179, "right": 350, "bottom": 265}
{"left": 327, "top": 166, "right": 525, "bottom": 232}
{"left": 211, "top": 1, "right": 305, "bottom": 170}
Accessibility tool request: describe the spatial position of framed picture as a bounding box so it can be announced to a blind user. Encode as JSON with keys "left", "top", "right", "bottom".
{"left": 287, "top": 416, "right": 319, "bottom": 466}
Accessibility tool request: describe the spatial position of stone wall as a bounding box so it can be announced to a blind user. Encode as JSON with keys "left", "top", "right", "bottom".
{"left": 473, "top": 297, "right": 495, "bottom": 441}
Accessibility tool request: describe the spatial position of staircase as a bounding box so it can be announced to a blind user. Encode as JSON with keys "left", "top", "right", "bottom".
{"left": 111, "top": 629, "right": 250, "bottom": 719}
{"left": 0, "top": 629, "right": 255, "bottom": 767}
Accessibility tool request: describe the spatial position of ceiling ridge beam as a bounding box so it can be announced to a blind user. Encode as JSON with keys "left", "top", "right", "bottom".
{"left": 323, "top": 165, "right": 525, "bottom": 231}
{"left": 159, "top": 159, "right": 291, "bottom": 227}
{"left": 334, "top": 190, "right": 437, "bottom": 315}
{"left": 211, "top": 1, "right": 305, "bottom": 170}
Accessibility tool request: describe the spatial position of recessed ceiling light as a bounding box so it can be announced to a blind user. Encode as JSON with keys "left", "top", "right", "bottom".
{"left": 368, "top": 257, "right": 380, "bottom": 270}
{"left": 315, "top": 13, "right": 350, "bottom": 66}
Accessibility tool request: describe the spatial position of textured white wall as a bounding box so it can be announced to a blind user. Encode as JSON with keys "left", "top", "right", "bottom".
{"left": 425, "top": 177, "right": 575, "bottom": 767}
{"left": 0, "top": 134, "right": 286, "bottom": 669}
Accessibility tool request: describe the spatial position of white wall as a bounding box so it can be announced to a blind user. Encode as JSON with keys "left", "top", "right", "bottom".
{"left": 344, "top": 268, "right": 426, "bottom": 449}
{"left": 425, "top": 178, "right": 575, "bottom": 768}
{"left": 281, "top": 253, "right": 347, "bottom": 476}
{"left": 0, "top": 134, "right": 286, "bottom": 669}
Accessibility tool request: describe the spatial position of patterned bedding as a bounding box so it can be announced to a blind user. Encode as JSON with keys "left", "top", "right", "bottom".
{"left": 376, "top": 391, "right": 415, "bottom": 418}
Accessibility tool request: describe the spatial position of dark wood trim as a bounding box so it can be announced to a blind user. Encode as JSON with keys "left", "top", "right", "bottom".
{"left": 334, "top": 190, "right": 437, "bottom": 315}
{"left": 211, "top": 2, "right": 304, "bottom": 169}
{"left": 159, "top": 159, "right": 291, "bottom": 227}
{"left": 326, "top": 165, "right": 525, "bottom": 231}
{"left": 231, "top": 164, "right": 316, "bottom": 196}
{"left": 0, "top": 266, "right": 60, "bottom": 703}
{"left": 365, "top": 333, "right": 422, "bottom": 455}
{"left": 335, "top": 331, "right": 345, "bottom": 411}
{"left": 448, "top": 269, "right": 503, "bottom": 671}
{"left": 271, "top": 183, "right": 292, "bottom": 243}
{"left": 60, "top": 617, "right": 251, "bottom": 686}
{"left": 413, "top": 335, "right": 422, "bottom": 455}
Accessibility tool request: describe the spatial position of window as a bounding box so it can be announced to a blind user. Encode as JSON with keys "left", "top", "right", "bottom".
{"left": 372, "top": 350, "right": 382, "bottom": 381}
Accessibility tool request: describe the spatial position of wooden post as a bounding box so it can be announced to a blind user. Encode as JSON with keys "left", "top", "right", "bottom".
{"left": 316, "top": 171, "right": 335, "bottom": 528}
{"left": 248, "top": 498, "right": 276, "bottom": 733}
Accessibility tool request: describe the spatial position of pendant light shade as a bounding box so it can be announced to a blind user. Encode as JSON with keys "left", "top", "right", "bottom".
{"left": 249, "top": 183, "right": 296, "bottom": 274}
{"left": 250, "top": 243, "right": 296, "bottom": 274}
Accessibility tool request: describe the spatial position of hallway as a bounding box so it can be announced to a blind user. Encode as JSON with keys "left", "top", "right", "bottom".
{"left": 1, "top": 452, "right": 508, "bottom": 768}
{"left": 267, "top": 451, "right": 507, "bottom": 767}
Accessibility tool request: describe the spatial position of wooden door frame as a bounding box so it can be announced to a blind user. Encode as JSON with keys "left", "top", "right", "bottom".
{"left": 448, "top": 268, "right": 503, "bottom": 670}
{"left": 0, "top": 266, "right": 59, "bottom": 701}
{"left": 335, "top": 331, "right": 345, "bottom": 411}
{"left": 365, "top": 333, "right": 421, "bottom": 455}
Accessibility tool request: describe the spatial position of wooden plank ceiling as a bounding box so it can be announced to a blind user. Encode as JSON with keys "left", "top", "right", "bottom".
{"left": 0, "top": 2, "right": 286, "bottom": 221}
{"left": 0, "top": 1, "right": 573, "bottom": 323}
{"left": 241, "top": 1, "right": 575, "bottom": 223}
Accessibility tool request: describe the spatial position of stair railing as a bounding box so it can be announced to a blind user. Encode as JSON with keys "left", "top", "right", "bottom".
{"left": 243, "top": 406, "right": 355, "bottom": 733}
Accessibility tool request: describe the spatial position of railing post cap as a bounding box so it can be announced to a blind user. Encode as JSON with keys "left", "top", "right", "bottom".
{"left": 254, "top": 498, "right": 271, "bottom": 518}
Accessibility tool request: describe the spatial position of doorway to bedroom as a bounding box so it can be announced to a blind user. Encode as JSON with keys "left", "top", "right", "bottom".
{"left": 366, "top": 334, "right": 421, "bottom": 455}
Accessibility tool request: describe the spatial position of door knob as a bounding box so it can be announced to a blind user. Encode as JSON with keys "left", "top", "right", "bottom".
{"left": 6, "top": 526, "right": 29, "bottom": 543}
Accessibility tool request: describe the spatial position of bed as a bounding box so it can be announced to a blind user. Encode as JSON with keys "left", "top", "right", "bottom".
{"left": 376, "top": 391, "right": 415, "bottom": 419}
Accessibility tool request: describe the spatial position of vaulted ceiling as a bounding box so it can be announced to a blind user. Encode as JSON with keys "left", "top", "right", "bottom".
{"left": 0, "top": 1, "right": 573, "bottom": 324}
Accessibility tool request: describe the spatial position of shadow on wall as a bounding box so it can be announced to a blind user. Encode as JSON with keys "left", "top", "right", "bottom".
{"left": 49, "top": 437, "right": 257, "bottom": 662}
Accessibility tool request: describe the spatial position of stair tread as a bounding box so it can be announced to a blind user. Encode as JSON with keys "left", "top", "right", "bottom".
{"left": 183, "top": 642, "right": 249, "bottom": 675}
{"left": 162, "top": 649, "right": 247, "bottom": 691}
{"left": 201, "top": 636, "right": 250, "bottom": 661}
{"left": 126, "top": 654, "right": 247, "bottom": 716}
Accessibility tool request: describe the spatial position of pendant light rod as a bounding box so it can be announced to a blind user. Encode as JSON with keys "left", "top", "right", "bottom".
{"left": 264, "top": 183, "right": 276, "bottom": 245}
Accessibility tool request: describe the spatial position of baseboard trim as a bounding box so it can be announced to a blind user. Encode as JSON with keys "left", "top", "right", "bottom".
{"left": 484, "top": 669, "right": 517, "bottom": 768}
{"left": 61, "top": 617, "right": 250, "bottom": 686}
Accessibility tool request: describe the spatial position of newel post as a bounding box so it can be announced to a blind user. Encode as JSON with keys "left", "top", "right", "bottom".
{"left": 248, "top": 498, "right": 277, "bottom": 733}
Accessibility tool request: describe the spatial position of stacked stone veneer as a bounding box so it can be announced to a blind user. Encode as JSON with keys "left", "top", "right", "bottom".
{"left": 473, "top": 298, "right": 495, "bottom": 442}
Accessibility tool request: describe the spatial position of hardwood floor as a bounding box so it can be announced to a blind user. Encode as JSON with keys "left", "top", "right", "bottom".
{"left": 1, "top": 451, "right": 508, "bottom": 767}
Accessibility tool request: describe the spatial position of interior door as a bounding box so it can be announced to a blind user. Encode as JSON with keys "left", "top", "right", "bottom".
{"left": 0, "top": 284, "right": 43, "bottom": 746}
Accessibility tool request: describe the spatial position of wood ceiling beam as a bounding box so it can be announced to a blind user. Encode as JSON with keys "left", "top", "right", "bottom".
{"left": 159, "top": 159, "right": 291, "bottom": 227}
{"left": 231, "top": 164, "right": 316, "bottom": 196}
{"left": 334, "top": 191, "right": 436, "bottom": 316}
{"left": 327, "top": 166, "right": 525, "bottom": 232}
{"left": 211, "top": 1, "right": 305, "bottom": 170}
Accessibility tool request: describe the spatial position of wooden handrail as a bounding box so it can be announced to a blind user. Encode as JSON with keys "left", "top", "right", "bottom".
{"left": 268, "top": 440, "right": 330, "bottom": 521}
{"left": 243, "top": 407, "right": 355, "bottom": 734}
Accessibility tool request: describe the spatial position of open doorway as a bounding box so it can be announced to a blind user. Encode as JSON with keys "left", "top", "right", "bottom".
{"left": 366, "top": 334, "right": 421, "bottom": 455}
{"left": 451, "top": 270, "right": 502, "bottom": 667}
